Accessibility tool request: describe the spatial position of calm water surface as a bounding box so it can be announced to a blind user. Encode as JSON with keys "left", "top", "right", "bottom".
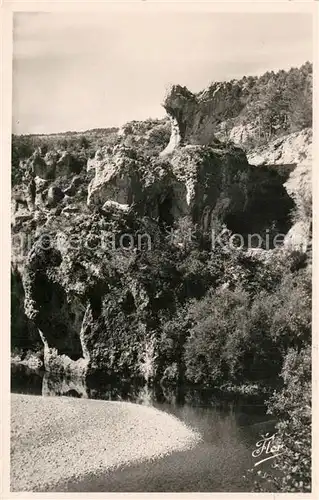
{"left": 11, "top": 364, "right": 275, "bottom": 492}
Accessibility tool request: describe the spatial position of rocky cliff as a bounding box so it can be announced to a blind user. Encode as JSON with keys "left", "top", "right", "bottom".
{"left": 247, "top": 128, "right": 312, "bottom": 254}
{"left": 11, "top": 75, "right": 312, "bottom": 385}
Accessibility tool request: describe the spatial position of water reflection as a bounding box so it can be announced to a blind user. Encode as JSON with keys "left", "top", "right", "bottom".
{"left": 11, "top": 363, "right": 273, "bottom": 430}
{"left": 42, "top": 371, "right": 89, "bottom": 398}
{"left": 11, "top": 363, "right": 44, "bottom": 395}
{"left": 11, "top": 364, "right": 276, "bottom": 492}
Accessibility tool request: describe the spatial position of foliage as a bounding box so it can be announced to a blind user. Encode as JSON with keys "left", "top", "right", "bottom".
{"left": 213, "top": 62, "right": 312, "bottom": 148}
{"left": 137, "top": 333, "right": 158, "bottom": 383}
{"left": 11, "top": 128, "right": 119, "bottom": 186}
{"left": 144, "top": 122, "right": 171, "bottom": 155}
{"left": 243, "top": 63, "right": 312, "bottom": 139}
{"left": 183, "top": 260, "right": 311, "bottom": 388}
{"left": 158, "top": 306, "right": 191, "bottom": 385}
{"left": 184, "top": 287, "right": 251, "bottom": 386}
{"left": 248, "top": 345, "right": 311, "bottom": 492}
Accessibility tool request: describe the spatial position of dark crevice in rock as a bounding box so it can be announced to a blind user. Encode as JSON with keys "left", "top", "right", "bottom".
{"left": 158, "top": 193, "right": 174, "bottom": 230}
{"left": 121, "top": 291, "right": 136, "bottom": 315}
{"left": 33, "top": 274, "right": 84, "bottom": 361}
{"left": 11, "top": 268, "right": 42, "bottom": 352}
{"left": 89, "top": 294, "right": 102, "bottom": 320}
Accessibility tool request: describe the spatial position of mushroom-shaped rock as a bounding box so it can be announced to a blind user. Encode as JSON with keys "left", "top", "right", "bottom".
{"left": 161, "top": 82, "right": 246, "bottom": 155}
{"left": 161, "top": 85, "right": 198, "bottom": 155}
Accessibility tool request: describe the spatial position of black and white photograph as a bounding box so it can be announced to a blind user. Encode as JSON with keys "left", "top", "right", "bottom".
{"left": 3, "top": 2, "right": 316, "bottom": 494}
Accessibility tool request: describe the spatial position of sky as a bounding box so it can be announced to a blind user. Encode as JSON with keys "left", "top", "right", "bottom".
{"left": 12, "top": 11, "right": 313, "bottom": 135}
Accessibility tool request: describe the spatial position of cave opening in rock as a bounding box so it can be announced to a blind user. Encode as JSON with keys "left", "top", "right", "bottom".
{"left": 89, "top": 293, "right": 102, "bottom": 320}
{"left": 11, "top": 269, "right": 42, "bottom": 353}
{"left": 158, "top": 194, "right": 174, "bottom": 230}
{"left": 87, "top": 283, "right": 109, "bottom": 320}
{"left": 34, "top": 274, "right": 84, "bottom": 361}
{"left": 122, "top": 291, "right": 136, "bottom": 315}
{"left": 224, "top": 169, "right": 295, "bottom": 249}
{"left": 64, "top": 389, "right": 82, "bottom": 398}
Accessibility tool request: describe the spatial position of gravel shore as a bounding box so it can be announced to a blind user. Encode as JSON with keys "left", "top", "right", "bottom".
{"left": 11, "top": 393, "right": 201, "bottom": 491}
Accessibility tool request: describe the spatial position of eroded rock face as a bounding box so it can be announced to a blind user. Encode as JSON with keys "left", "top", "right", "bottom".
{"left": 118, "top": 118, "right": 171, "bottom": 154}
{"left": 285, "top": 162, "right": 312, "bottom": 220}
{"left": 12, "top": 141, "right": 296, "bottom": 377}
{"left": 87, "top": 144, "right": 186, "bottom": 225}
{"left": 47, "top": 186, "right": 65, "bottom": 207}
{"left": 161, "top": 82, "right": 245, "bottom": 153}
{"left": 11, "top": 93, "right": 309, "bottom": 379}
{"left": 87, "top": 146, "right": 144, "bottom": 208}
{"left": 284, "top": 161, "right": 312, "bottom": 252}
{"left": 161, "top": 85, "right": 198, "bottom": 152}
{"left": 215, "top": 122, "right": 259, "bottom": 149}
{"left": 86, "top": 138, "right": 294, "bottom": 240}
{"left": 11, "top": 268, "right": 40, "bottom": 353}
{"left": 247, "top": 129, "right": 312, "bottom": 252}
{"left": 169, "top": 145, "right": 251, "bottom": 232}
{"left": 247, "top": 128, "right": 312, "bottom": 168}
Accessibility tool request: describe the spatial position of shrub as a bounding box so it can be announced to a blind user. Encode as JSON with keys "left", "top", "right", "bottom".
{"left": 249, "top": 346, "right": 311, "bottom": 492}
{"left": 184, "top": 287, "right": 250, "bottom": 386}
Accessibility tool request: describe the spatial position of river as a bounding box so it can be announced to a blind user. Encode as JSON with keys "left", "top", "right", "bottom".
{"left": 11, "top": 363, "right": 276, "bottom": 492}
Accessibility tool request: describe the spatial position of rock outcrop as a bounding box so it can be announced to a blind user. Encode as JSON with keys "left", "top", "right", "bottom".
{"left": 247, "top": 128, "right": 312, "bottom": 168}
{"left": 248, "top": 129, "right": 312, "bottom": 253}
{"left": 86, "top": 139, "right": 294, "bottom": 239}
{"left": 161, "top": 82, "right": 245, "bottom": 153}
{"left": 11, "top": 85, "right": 312, "bottom": 381}
{"left": 161, "top": 80, "right": 311, "bottom": 252}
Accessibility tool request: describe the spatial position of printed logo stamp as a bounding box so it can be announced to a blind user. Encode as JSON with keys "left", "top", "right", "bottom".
{"left": 252, "top": 433, "right": 285, "bottom": 467}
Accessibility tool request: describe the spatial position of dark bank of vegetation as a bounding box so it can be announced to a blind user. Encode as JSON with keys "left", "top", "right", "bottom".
{"left": 246, "top": 344, "right": 311, "bottom": 492}
{"left": 87, "top": 227, "right": 311, "bottom": 493}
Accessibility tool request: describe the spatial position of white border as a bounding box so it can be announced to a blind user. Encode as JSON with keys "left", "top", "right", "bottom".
{"left": 1, "top": 2, "right": 318, "bottom": 499}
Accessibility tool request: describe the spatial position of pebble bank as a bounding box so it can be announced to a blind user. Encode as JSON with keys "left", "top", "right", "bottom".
{"left": 11, "top": 393, "right": 201, "bottom": 491}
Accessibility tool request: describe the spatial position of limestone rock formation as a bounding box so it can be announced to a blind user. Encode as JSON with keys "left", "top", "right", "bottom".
{"left": 114, "top": 118, "right": 172, "bottom": 160}
{"left": 215, "top": 122, "right": 259, "bottom": 148}
{"left": 248, "top": 129, "right": 312, "bottom": 252}
{"left": 11, "top": 85, "right": 312, "bottom": 381}
{"left": 63, "top": 176, "right": 83, "bottom": 197}
{"left": 247, "top": 128, "right": 312, "bottom": 167}
{"left": 161, "top": 82, "right": 245, "bottom": 154}
{"left": 86, "top": 137, "right": 293, "bottom": 238}
{"left": 284, "top": 161, "right": 312, "bottom": 253}
{"left": 87, "top": 145, "right": 144, "bottom": 208}
{"left": 47, "top": 186, "right": 65, "bottom": 207}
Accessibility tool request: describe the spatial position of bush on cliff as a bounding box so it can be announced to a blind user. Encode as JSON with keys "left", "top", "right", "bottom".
{"left": 184, "top": 287, "right": 250, "bottom": 386}
{"left": 249, "top": 345, "right": 311, "bottom": 492}
{"left": 182, "top": 260, "right": 311, "bottom": 388}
